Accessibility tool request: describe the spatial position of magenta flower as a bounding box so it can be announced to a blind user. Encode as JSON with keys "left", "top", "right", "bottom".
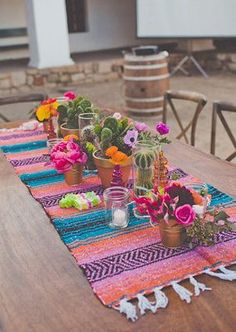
{"left": 135, "top": 122, "right": 149, "bottom": 132}
{"left": 174, "top": 204, "right": 196, "bottom": 226}
{"left": 124, "top": 129, "right": 138, "bottom": 147}
{"left": 50, "top": 139, "right": 87, "bottom": 173}
{"left": 64, "top": 91, "right": 76, "bottom": 100}
{"left": 156, "top": 122, "right": 170, "bottom": 135}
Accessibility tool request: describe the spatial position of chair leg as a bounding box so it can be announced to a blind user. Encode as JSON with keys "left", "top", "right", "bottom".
{"left": 210, "top": 106, "right": 217, "bottom": 155}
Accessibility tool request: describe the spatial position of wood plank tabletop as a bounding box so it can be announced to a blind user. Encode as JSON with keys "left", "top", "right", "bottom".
{"left": 0, "top": 129, "right": 236, "bottom": 332}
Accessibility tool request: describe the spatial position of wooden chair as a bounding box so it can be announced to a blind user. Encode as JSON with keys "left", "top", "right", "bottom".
{"left": 211, "top": 101, "right": 236, "bottom": 162}
{"left": 0, "top": 93, "right": 48, "bottom": 122}
{"left": 163, "top": 90, "right": 207, "bottom": 146}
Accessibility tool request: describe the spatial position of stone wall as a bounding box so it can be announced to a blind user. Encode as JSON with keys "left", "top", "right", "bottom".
{"left": 1, "top": 53, "right": 236, "bottom": 96}
{"left": 0, "top": 59, "right": 124, "bottom": 95}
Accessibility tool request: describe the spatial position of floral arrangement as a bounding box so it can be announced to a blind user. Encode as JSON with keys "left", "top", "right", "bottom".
{"left": 57, "top": 91, "right": 100, "bottom": 129}
{"left": 92, "top": 112, "right": 170, "bottom": 163}
{"left": 50, "top": 135, "right": 87, "bottom": 173}
{"left": 35, "top": 98, "right": 59, "bottom": 122}
{"left": 134, "top": 182, "right": 232, "bottom": 246}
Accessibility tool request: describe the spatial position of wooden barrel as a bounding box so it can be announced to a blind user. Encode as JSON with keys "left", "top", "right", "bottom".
{"left": 123, "top": 52, "right": 169, "bottom": 116}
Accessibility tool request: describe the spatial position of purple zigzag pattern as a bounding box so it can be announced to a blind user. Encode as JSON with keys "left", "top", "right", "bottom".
{"left": 0, "top": 130, "right": 44, "bottom": 141}
{"left": 10, "top": 154, "right": 49, "bottom": 167}
{"left": 81, "top": 243, "right": 192, "bottom": 283}
{"left": 81, "top": 231, "right": 236, "bottom": 283}
{"left": 39, "top": 185, "right": 105, "bottom": 207}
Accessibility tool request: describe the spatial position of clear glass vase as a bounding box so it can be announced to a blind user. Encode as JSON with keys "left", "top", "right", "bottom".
{"left": 133, "top": 141, "right": 159, "bottom": 196}
{"left": 103, "top": 187, "right": 130, "bottom": 228}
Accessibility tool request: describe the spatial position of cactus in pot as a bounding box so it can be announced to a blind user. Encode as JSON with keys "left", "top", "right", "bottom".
{"left": 133, "top": 143, "right": 157, "bottom": 196}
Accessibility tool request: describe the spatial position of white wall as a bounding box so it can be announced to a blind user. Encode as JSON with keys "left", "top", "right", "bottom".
{"left": 69, "top": 0, "right": 153, "bottom": 53}
{"left": 0, "top": 0, "right": 26, "bottom": 28}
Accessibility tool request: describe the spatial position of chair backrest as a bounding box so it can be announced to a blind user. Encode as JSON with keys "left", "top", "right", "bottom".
{"left": 211, "top": 101, "right": 236, "bottom": 162}
{"left": 0, "top": 93, "right": 48, "bottom": 122}
{"left": 163, "top": 90, "right": 207, "bottom": 146}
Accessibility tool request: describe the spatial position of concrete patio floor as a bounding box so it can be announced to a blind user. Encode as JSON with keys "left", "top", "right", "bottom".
{"left": 1, "top": 72, "right": 236, "bottom": 162}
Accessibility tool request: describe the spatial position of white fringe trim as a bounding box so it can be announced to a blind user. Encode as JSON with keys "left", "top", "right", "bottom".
{"left": 171, "top": 281, "right": 193, "bottom": 303}
{"left": 189, "top": 276, "right": 212, "bottom": 296}
{"left": 205, "top": 265, "right": 236, "bottom": 281}
{"left": 117, "top": 263, "right": 235, "bottom": 321}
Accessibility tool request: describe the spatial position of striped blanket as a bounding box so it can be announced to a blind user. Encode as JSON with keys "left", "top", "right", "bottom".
{"left": 1, "top": 126, "right": 236, "bottom": 321}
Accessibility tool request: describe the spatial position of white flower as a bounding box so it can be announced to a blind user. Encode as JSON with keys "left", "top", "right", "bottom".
{"left": 113, "top": 112, "right": 122, "bottom": 120}
{"left": 192, "top": 205, "right": 204, "bottom": 217}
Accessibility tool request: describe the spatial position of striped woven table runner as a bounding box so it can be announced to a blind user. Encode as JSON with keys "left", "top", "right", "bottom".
{"left": 1, "top": 127, "right": 236, "bottom": 321}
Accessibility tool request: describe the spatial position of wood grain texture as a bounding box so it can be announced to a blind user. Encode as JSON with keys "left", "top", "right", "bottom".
{"left": 0, "top": 135, "right": 236, "bottom": 331}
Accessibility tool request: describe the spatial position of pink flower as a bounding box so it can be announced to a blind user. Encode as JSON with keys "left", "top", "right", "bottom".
{"left": 217, "top": 220, "right": 225, "bottom": 226}
{"left": 113, "top": 112, "right": 122, "bottom": 120}
{"left": 174, "top": 204, "right": 196, "bottom": 226}
{"left": 50, "top": 139, "right": 87, "bottom": 173}
{"left": 64, "top": 91, "right": 76, "bottom": 100}
{"left": 135, "top": 122, "right": 149, "bottom": 132}
{"left": 156, "top": 122, "right": 170, "bottom": 135}
{"left": 124, "top": 129, "right": 138, "bottom": 147}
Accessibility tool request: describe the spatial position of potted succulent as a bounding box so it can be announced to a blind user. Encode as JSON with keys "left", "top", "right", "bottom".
{"left": 92, "top": 114, "right": 135, "bottom": 188}
{"left": 50, "top": 135, "right": 87, "bottom": 186}
{"left": 134, "top": 182, "right": 232, "bottom": 248}
{"left": 57, "top": 92, "right": 100, "bottom": 138}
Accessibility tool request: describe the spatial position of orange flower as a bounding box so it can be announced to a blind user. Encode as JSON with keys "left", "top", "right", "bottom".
{"left": 105, "top": 146, "right": 118, "bottom": 157}
{"left": 111, "top": 151, "right": 128, "bottom": 164}
{"left": 191, "top": 190, "right": 203, "bottom": 205}
{"left": 64, "top": 134, "right": 79, "bottom": 141}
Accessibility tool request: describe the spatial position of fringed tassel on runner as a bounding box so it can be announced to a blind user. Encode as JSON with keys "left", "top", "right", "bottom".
{"left": 206, "top": 265, "right": 236, "bottom": 281}
{"left": 153, "top": 287, "right": 168, "bottom": 309}
{"left": 137, "top": 294, "right": 156, "bottom": 315}
{"left": 119, "top": 298, "right": 138, "bottom": 322}
{"left": 189, "top": 276, "right": 212, "bottom": 296}
{"left": 171, "top": 281, "right": 193, "bottom": 303}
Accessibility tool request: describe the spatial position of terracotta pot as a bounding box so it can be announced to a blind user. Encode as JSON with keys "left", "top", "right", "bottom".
{"left": 159, "top": 218, "right": 187, "bottom": 248}
{"left": 43, "top": 119, "right": 56, "bottom": 139}
{"left": 60, "top": 123, "right": 80, "bottom": 138}
{"left": 93, "top": 151, "right": 132, "bottom": 189}
{"left": 64, "top": 163, "right": 83, "bottom": 186}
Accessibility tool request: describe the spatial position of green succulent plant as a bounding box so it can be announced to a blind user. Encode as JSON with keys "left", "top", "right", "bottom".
{"left": 57, "top": 96, "right": 100, "bottom": 130}
{"left": 134, "top": 149, "right": 156, "bottom": 196}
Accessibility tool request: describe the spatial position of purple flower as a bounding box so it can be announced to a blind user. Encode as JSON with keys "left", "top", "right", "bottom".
{"left": 156, "top": 122, "right": 170, "bottom": 135}
{"left": 124, "top": 129, "right": 138, "bottom": 147}
{"left": 174, "top": 204, "right": 196, "bottom": 226}
{"left": 135, "top": 122, "right": 149, "bottom": 132}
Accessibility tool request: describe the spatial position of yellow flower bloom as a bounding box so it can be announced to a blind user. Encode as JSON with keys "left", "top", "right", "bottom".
{"left": 36, "top": 105, "right": 51, "bottom": 122}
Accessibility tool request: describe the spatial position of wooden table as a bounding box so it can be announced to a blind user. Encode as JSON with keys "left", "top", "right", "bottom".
{"left": 0, "top": 127, "right": 236, "bottom": 332}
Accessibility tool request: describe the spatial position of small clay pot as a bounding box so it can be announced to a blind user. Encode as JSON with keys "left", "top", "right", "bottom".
{"left": 93, "top": 151, "right": 132, "bottom": 189}
{"left": 64, "top": 163, "right": 83, "bottom": 186}
{"left": 159, "top": 218, "right": 187, "bottom": 248}
{"left": 60, "top": 123, "right": 80, "bottom": 138}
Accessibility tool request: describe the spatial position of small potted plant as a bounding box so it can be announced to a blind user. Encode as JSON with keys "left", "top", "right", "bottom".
{"left": 57, "top": 92, "right": 100, "bottom": 138}
{"left": 134, "top": 182, "right": 232, "bottom": 248}
{"left": 35, "top": 98, "right": 59, "bottom": 139}
{"left": 92, "top": 114, "right": 135, "bottom": 188}
{"left": 50, "top": 135, "right": 87, "bottom": 186}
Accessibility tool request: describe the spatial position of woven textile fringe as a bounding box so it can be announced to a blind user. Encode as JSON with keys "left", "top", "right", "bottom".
{"left": 117, "top": 266, "right": 236, "bottom": 321}
{"left": 205, "top": 264, "right": 236, "bottom": 281}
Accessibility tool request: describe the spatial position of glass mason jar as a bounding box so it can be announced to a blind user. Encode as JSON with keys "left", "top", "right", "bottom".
{"left": 133, "top": 141, "right": 159, "bottom": 196}
{"left": 103, "top": 187, "right": 130, "bottom": 228}
{"left": 78, "top": 113, "right": 99, "bottom": 138}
